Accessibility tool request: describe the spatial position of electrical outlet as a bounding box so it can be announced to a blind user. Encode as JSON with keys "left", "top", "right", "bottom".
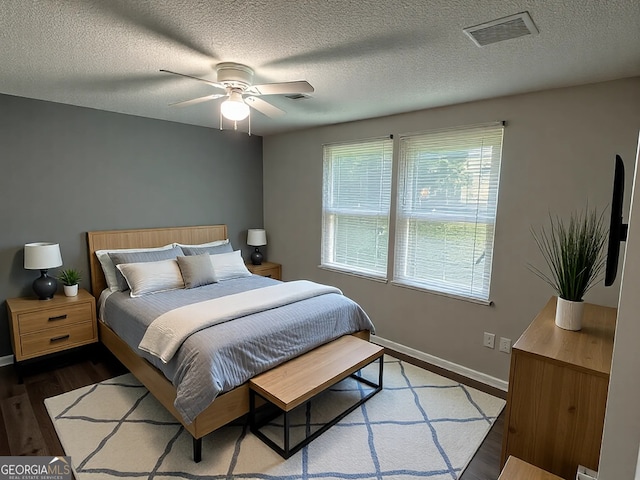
{"left": 483, "top": 332, "right": 495, "bottom": 349}
{"left": 499, "top": 337, "right": 512, "bottom": 353}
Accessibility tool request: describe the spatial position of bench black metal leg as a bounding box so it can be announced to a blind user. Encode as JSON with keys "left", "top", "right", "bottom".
{"left": 284, "top": 410, "right": 290, "bottom": 457}
{"left": 249, "top": 389, "right": 256, "bottom": 431}
{"left": 305, "top": 400, "right": 311, "bottom": 438}
{"left": 251, "top": 353, "right": 384, "bottom": 459}
{"left": 193, "top": 437, "right": 202, "bottom": 463}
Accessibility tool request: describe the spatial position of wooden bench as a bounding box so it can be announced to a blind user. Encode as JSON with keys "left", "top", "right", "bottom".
{"left": 249, "top": 335, "right": 384, "bottom": 458}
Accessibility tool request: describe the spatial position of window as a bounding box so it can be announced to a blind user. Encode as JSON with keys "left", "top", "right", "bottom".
{"left": 321, "top": 138, "right": 393, "bottom": 278}
{"left": 393, "top": 123, "right": 504, "bottom": 302}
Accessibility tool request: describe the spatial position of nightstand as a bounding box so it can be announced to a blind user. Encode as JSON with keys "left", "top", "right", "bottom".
{"left": 246, "top": 261, "right": 282, "bottom": 280}
{"left": 6, "top": 288, "right": 98, "bottom": 363}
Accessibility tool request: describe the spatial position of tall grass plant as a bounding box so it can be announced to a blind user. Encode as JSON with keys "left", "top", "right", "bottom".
{"left": 530, "top": 208, "right": 607, "bottom": 301}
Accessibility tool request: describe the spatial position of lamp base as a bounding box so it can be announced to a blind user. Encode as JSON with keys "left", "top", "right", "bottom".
{"left": 33, "top": 270, "right": 57, "bottom": 300}
{"left": 250, "top": 248, "right": 263, "bottom": 265}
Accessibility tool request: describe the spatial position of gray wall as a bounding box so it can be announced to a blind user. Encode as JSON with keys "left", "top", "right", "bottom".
{"left": 0, "top": 94, "right": 263, "bottom": 357}
{"left": 263, "top": 77, "right": 640, "bottom": 381}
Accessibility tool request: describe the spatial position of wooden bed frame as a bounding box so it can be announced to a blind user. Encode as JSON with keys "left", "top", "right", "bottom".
{"left": 86, "top": 224, "right": 369, "bottom": 462}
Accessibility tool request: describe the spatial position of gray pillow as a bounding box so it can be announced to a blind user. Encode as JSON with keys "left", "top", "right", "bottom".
{"left": 117, "top": 259, "right": 184, "bottom": 297}
{"left": 181, "top": 242, "right": 233, "bottom": 256}
{"left": 108, "top": 246, "right": 184, "bottom": 291}
{"left": 176, "top": 254, "right": 217, "bottom": 289}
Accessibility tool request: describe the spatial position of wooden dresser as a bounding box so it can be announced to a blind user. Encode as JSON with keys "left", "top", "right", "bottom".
{"left": 501, "top": 297, "right": 616, "bottom": 480}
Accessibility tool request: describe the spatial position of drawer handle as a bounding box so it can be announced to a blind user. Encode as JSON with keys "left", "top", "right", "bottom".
{"left": 48, "top": 314, "right": 68, "bottom": 321}
{"left": 50, "top": 334, "right": 70, "bottom": 343}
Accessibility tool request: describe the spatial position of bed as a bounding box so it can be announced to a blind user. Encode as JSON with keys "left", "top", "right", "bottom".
{"left": 86, "top": 225, "right": 373, "bottom": 461}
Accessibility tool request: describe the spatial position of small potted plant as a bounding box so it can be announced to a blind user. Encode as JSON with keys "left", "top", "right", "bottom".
{"left": 529, "top": 208, "right": 607, "bottom": 330}
{"left": 58, "top": 268, "right": 82, "bottom": 297}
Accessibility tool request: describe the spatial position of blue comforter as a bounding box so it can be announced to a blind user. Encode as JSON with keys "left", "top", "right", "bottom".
{"left": 101, "top": 275, "right": 375, "bottom": 424}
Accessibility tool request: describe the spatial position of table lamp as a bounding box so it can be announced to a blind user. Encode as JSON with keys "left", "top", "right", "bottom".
{"left": 24, "top": 242, "right": 63, "bottom": 300}
{"left": 247, "top": 229, "right": 267, "bottom": 265}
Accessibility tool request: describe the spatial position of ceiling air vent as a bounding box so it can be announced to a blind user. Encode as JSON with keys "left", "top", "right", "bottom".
{"left": 285, "top": 93, "right": 310, "bottom": 100}
{"left": 463, "top": 11, "right": 538, "bottom": 47}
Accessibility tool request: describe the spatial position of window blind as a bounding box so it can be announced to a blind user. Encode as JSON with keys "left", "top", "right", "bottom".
{"left": 393, "top": 123, "right": 504, "bottom": 301}
{"left": 322, "top": 137, "right": 393, "bottom": 278}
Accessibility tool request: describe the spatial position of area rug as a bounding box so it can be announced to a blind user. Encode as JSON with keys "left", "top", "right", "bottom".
{"left": 45, "top": 356, "right": 505, "bottom": 480}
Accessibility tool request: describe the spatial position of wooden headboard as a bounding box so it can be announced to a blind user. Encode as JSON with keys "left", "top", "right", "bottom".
{"left": 86, "top": 225, "right": 228, "bottom": 298}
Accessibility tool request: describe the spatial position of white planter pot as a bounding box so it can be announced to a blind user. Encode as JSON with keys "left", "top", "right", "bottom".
{"left": 555, "top": 297, "right": 584, "bottom": 331}
{"left": 63, "top": 284, "right": 78, "bottom": 297}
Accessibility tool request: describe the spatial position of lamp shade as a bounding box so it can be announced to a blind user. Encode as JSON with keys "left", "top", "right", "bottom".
{"left": 220, "top": 92, "right": 250, "bottom": 121}
{"left": 24, "top": 243, "right": 63, "bottom": 270}
{"left": 247, "top": 229, "right": 267, "bottom": 246}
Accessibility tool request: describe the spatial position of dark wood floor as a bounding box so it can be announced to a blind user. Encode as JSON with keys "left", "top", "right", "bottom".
{"left": 0, "top": 346, "right": 127, "bottom": 458}
{"left": 0, "top": 346, "right": 505, "bottom": 479}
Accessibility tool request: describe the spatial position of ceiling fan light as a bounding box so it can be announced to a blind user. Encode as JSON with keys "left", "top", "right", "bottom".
{"left": 220, "top": 92, "right": 250, "bottom": 121}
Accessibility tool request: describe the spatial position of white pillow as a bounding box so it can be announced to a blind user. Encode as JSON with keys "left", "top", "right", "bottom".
{"left": 116, "top": 259, "right": 185, "bottom": 298}
{"left": 209, "top": 250, "right": 252, "bottom": 281}
{"left": 96, "top": 244, "right": 175, "bottom": 292}
{"left": 174, "top": 239, "right": 229, "bottom": 248}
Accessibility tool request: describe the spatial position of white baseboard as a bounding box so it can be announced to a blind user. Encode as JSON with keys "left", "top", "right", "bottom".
{"left": 372, "top": 335, "right": 508, "bottom": 392}
{"left": 0, "top": 354, "right": 14, "bottom": 368}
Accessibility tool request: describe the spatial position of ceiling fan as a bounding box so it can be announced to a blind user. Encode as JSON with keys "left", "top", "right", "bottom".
{"left": 160, "top": 62, "right": 314, "bottom": 128}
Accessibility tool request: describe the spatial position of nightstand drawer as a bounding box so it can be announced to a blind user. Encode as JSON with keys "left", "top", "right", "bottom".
{"left": 20, "top": 321, "right": 96, "bottom": 359}
{"left": 257, "top": 266, "right": 279, "bottom": 278}
{"left": 246, "top": 262, "right": 282, "bottom": 280}
{"left": 18, "top": 302, "right": 93, "bottom": 334}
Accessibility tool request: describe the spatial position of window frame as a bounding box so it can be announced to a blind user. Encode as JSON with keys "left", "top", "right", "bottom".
{"left": 319, "top": 123, "right": 504, "bottom": 304}
{"left": 392, "top": 123, "right": 504, "bottom": 303}
{"left": 320, "top": 137, "right": 394, "bottom": 280}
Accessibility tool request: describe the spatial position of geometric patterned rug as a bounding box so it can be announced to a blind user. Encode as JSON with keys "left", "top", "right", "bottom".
{"left": 44, "top": 356, "right": 505, "bottom": 480}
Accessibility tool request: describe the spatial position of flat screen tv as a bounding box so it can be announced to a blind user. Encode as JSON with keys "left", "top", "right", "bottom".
{"left": 604, "top": 154, "right": 629, "bottom": 286}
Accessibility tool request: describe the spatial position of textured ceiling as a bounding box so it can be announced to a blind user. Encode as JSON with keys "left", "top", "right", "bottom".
{"left": 1, "top": 0, "right": 639, "bottom": 136}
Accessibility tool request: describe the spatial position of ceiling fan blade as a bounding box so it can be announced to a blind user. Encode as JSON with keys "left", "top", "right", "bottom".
{"left": 66, "top": 73, "right": 176, "bottom": 91}
{"left": 160, "top": 69, "right": 226, "bottom": 90}
{"left": 247, "top": 81, "right": 314, "bottom": 95}
{"left": 261, "top": 31, "right": 422, "bottom": 68}
{"left": 93, "top": 2, "right": 218, "bottom": 60}
{"left": 245, "top": 96, "right": 285, "bottom": 118}
{"left": 169, "top": 93, "right": 225, "bottom": 107}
